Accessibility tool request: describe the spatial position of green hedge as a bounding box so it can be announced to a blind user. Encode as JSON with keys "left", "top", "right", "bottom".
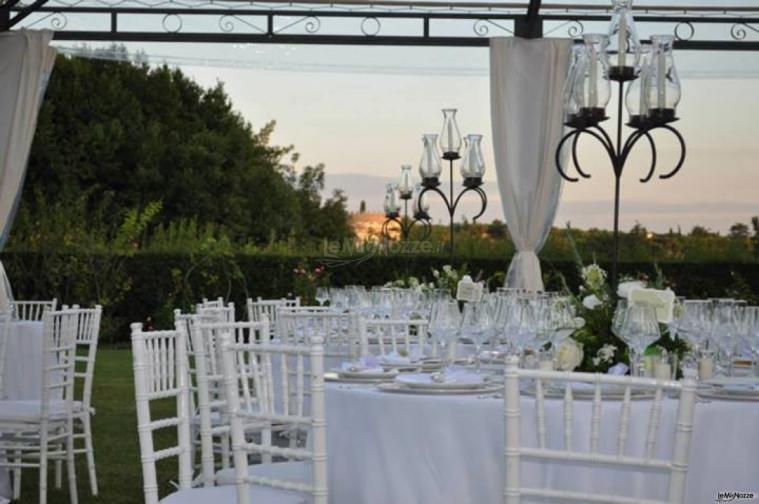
{"left": 2, "top": 251, "right": 758, "bottom": 343}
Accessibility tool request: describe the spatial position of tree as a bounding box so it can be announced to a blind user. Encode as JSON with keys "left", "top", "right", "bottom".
{"left": 729, "top": 222, "right": 749, "bottom": 239}
{"left": 15, "top": 52, "right": 352, "bottom": 248}
{"left": 486, "top": 219, "right": 508, "bottom": 239}
{"left": 359, "top": 200, "right": 367, "bottom": 213}
{"left": 752, "top": 217, "right": 759, "bottom": 260}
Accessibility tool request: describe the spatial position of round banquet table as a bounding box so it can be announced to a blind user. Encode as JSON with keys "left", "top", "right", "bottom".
{"left": 325, "top": 382, "right": 759, "bottom": 504}
{"left": 0, "top": 320, "right": 45, "bottom": 502}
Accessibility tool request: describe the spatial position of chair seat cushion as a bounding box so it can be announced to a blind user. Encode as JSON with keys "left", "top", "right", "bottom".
{"left": 216, "top": 461, "right": 312, "bottom": 486}
{"left": 160, "top": 482, "right": 307, "bottom": 504}
{"left": 0, "top": 400, "right": 82, "bottom": 422}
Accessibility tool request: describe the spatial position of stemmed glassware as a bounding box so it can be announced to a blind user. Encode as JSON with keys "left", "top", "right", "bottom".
{"left": 460, "top": 301, "right": 493, "bottom": 373}
{"left": 315, "top": 287, "right": 329, "bottom": 307}
{"left": 429, "top": 299, "right": 461, "bottom": 372}
{"left": 619, "top": 304, "right": 660, "bottom": 376}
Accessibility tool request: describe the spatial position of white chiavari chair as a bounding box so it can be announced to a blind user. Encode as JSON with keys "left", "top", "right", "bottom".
{"left": 131, "top": 322, "right": 307, "bottom": 504}
{"left": 0, "top": 309, "right": 79, "bottom": 504}
{"left": 358, "top": 317, "right": 429, "bottom": 358}
{"left": 502, "top": 356, "right": 698, "bottom": 504}
{"left": 277, "top": 307, "right": 359, "bottom": 360}
{"left": 200, "top": 297, "right": 225, "bottom": 309}
{"left": 71, "top": 305, "right": 103, "bottom": 496}
{"left": 246, "top": 297, "right": 300, "bottom": 337}
{"left": 13, "top": 298, "right": 58, "bottom": 321}
{"left": 217, "top": 331, "right": 328, "bottom": 504}
{"left": 190, "top": 319, "right": 271, "bottom": 487}
{"left": 21, "top": 305, "right": 104, "bottom": 498}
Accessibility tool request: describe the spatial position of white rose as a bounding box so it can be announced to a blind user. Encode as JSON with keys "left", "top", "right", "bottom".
{"left": 581, "top": 264, "right": 607, "bottom": 291}
{"left": 617, "top": 280, "right": 645, "bottom": 299}
{"left": 582, "top": 294, "right": 603, "bottom": 310}
{"left": 556, "top": 338, "right": 584, "bottom": 371}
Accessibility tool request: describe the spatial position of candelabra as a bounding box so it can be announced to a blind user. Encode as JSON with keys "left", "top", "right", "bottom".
{"left": 417, "top": 109, "right": 488, "bottom": 258}
{"left": 382, "top": 167, "right": 432, "bottom": 241}
{"left": 555, "top": 0, "right": 685, "bottom": 290}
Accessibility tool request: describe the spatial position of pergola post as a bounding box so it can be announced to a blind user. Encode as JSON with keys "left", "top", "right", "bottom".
{"left": 514, "top": 0, "right": 543, "bottom": 39}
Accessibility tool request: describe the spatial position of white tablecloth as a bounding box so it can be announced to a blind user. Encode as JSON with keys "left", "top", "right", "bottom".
{"left": 0, "top": 320, "right": 44, "bottom": 501}
{"left": 325, "top": 383, "right": 759, "bottom": 504}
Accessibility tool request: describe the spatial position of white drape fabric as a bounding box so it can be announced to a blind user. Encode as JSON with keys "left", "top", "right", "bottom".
{"left": 490, "top": 37, "right": 571, "bottom": 291}
{"left": 0, "top": 30, "right": 57, "bottom": 311}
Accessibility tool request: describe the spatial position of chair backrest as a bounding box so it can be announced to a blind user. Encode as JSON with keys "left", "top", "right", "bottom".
{"left": 246, "top": 297, "right": 300, "bottom": 332}
{"left": 0, "top": 311, "right": 12, "bottom": 398}
{"left": 220, "top": 331, "right": 327, "bottom": 504}
{"left": 191, "top": 319, "right": 271, "bottom": 486}
{"left": 503, "top": 356, "right": 698, "bottom": 504}
{"left": 131, "top": 322, "right": 192, "bottom": 504}
{"left": 277, "top": 307, "right": 358, "bottom": 359}
{"left": 39, "top": 308, "right": 78, "bottom": 419}
{"left": 359, "top": 317, "right": 429, "bottom": 358}
{"left": 197, "top": 302, "right": 235, "bottom": 324}
{"left": 14, "top": 298, "right": 58, "bottom": 321}
{"left": 70, "top": 305, "right": 103, "bottom": 412}
{"left": 200, "top": 297, "right": 225, "bottom": 309}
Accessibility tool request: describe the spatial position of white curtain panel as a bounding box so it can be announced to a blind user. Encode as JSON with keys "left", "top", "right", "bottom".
{"left": 0, "top": 30, "right": 57, "bottom": 309}
{"left": 490, "top": 37, "right": 571, "bottom": 291}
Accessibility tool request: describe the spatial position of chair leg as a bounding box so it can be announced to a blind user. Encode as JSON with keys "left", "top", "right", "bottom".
{"left": 12, "top": 451, "right": 21, "bottom": 500}
{"left": 83, "top": 414, "right": 98, "bottom": 495}
{"left": 67, "top": 423, "right": 79, "bottom": 504}
{"left": 55, "top": 455, "right": 63, "bottom": 489}
{"left": 39, "top": 430, "right": 49, "bottom": 504}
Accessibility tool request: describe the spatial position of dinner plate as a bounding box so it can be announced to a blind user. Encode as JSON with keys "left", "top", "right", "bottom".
{"left": 395, "top": 372, "right": 488, "bottom": 390}
{"left": 523, "top": 382, "right": 655, "bottom": 400}
{"left": 325, "top": 372, "right": 394, "bottom": 384}
{"left": 330, "top": 367, "right": 398, "bottom": 380}
{"left": 697, "top": 389, "right": 759, "bottom": 401}
{"left": 377, "top": 382, "right": 502, "bottom": 395}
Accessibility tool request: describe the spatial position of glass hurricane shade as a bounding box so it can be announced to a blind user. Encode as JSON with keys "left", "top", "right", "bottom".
{"left": 439, "top": 108, "right": 462, "bottom": 157}
{"left": 459, "top": 134, "right": 486, "bottom": 179}
{"left": 605, "top": 0, "right": 642, "bottom": 72}
{"left": 383, "top": 183, "right": 401, "bottom": 216}
{"left": 645, "top": 35, "right": 681, "bottom": 122}
{"left": 563, "top": 44, "right": 584, "bottom": 122}
{"left": 414, "top": 184, "right": 430, "bottom": 216}
{"left": 625, "top": 43, "right": 652, "bottom": 126}
{"left": 398, "top": 164, "right": 414, "bottom": 199}
{"left": 572, "top": 34, "right": 611, "bottom": 118}
{"left": 419, "top": 133, "right": 442, "bottom": 180}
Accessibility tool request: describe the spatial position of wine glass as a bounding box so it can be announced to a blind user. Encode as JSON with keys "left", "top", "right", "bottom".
{"left": 461, "top": 302, "right": 492, "bottom": 373}
{"left": 430, "top": 300, "right": 460, "bottom": 371}
{"left": 315, "top": 287, "right": 329, "bottom": 307}
{"left": 620, "top": 304, "right": 660, "bottom": 377}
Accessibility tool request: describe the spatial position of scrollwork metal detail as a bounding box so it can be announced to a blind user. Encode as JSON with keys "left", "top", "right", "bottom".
{"left": 274, "top": 15, "right": 321, "bottom": 34}
{"left": 674, "top": 21, "right": 695, "bottom": 41}
{"left": 472, "top": 18, "right": 513, "bottom": 37}
{"left": 731, "top": 22, "right": 759, "bottom": 40}
{"left": 360, "top": 16, "right": 381, "bottom": 37}
{"left": 162, "top": 13, "right": 183, "bottom": 33}
{"left": 545, "top": 20, "right": 584, "bottom": 38}
{"left": 218, "top": 14, "right": 265, "bottom": 33}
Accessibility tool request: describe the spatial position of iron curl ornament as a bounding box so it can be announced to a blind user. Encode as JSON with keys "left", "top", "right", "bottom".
{"left": 557, "top": 24, "right": 686, "bottom": 290}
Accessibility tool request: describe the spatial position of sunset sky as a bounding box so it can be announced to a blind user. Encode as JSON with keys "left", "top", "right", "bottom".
{"left": 56, "top": 41, "right": 759, "bottom": 233}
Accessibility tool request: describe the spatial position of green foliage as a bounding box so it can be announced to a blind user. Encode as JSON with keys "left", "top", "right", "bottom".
{"left": 19, "top": 52, "right": 353, "bottom": 249}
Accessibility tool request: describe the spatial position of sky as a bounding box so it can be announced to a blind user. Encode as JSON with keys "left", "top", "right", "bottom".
{"left": 53, "top": 40, "right": 759, "bottom": 234}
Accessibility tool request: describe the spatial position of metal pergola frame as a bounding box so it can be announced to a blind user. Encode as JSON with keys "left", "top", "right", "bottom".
{"left": 2, "top": 0, "right": 759, "bottom": 49}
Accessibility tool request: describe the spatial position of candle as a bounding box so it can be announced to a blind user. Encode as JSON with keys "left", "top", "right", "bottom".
{"left": 657, "top": 48, "right": 666, "bottom": 109}
{"left": 589, "top": 47, "right": 598, "bottom": 108}
{"left": 617, "top": 14, "right": 627, "bottom": 68}
{"left": 642, "top": 355, "right": 654, "bottom": 377}
{"left": 654, "top": 362, "right": 671, "bottom": 381}
{"left": 699, "top": 356, "right": 714, "bottom": 380}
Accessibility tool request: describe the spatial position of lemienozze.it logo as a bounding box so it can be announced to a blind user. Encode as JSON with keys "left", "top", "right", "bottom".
{"left": 716, "top": 491, "right": 757, "bottom": 502}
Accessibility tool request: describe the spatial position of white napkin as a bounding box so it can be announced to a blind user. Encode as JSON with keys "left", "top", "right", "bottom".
{"left": 380, "top": 346, "right": 426, "bottom": 365}
{"left": 341, "top": 355, "right": 383, "bottom": 374}
{"left": 607, "top": 363, "right": 629, "bottom": 376}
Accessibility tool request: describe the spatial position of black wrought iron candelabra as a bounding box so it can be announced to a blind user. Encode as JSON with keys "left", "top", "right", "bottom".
{"left": 382, "top": 197, "right": 432, "bottom": 241}
{"left": 555, "top": 68, "right": 686, "bottom": 290}
{"left": 418, "top": 152, "right": 487, "bottom": 258}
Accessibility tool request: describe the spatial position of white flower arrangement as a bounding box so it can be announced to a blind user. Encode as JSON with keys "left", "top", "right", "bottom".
{"left": 580, "top": 263, "right": 606, "bottom": 291}
{"left": 591, "top": 344, "right": 618, "bottom": 367}
{"left": 556, "top": 339, "right": 584, "bottom": 371}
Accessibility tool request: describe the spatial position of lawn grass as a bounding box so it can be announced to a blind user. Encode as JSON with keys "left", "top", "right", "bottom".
{"left": 16, "top": 347, "right": 177, "bottom": 504}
